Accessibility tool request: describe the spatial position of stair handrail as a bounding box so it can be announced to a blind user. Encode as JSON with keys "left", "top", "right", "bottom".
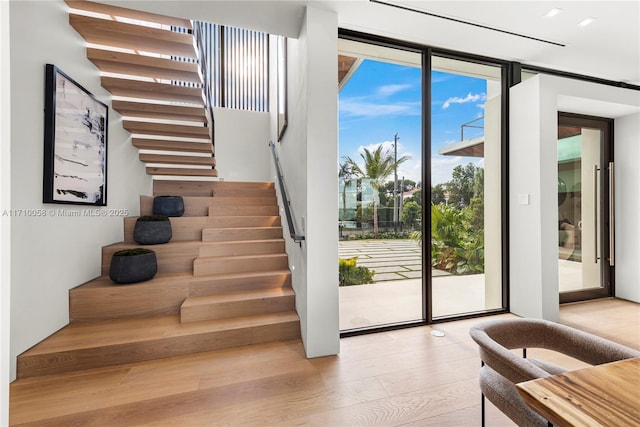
{"left": 269, "top": 141, "right": 305, "bottom": 245}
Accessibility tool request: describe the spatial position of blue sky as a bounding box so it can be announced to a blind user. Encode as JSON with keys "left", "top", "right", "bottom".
{"left": 339, "top": 59, "right": 487, "bottom": 185}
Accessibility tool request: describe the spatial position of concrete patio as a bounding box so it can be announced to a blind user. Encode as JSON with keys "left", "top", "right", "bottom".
{"left": 338, "top": 239, "right": 586, "bottom": 330}
{"left": 339, "top": 239, "right": 488, "bottom": 330}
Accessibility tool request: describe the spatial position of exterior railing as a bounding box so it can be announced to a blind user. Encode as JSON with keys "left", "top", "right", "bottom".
{"left": 269, "top": 141, "right": 305, "bottom": 244}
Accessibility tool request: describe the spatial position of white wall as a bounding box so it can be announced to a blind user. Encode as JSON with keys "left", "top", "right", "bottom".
{"left": 614, "top": 113, "right": 640, "bottom": 302}
{"left": 510, "top": 75, "right": 640, "bottom": 320}
{"left": 272, "top": 6, "right": 340, "bottom": 358}
{"left": 9, "top": 0, "right": 151, "bottom": 379}
{"left": 1, "top": 0, "right": 12, "bottom": 424}
{"left": 213, "top": 108, "right": 270, "bottom": 182}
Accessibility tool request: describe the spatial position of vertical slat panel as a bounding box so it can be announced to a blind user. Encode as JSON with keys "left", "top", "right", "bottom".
{"left": 193, "top": 21, "right": 269, "bottom": 112}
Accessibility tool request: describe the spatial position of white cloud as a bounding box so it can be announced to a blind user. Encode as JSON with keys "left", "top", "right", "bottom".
{"left": 430, "top": 156, "right": 464, "bottom": 185}
{"left": 376, "top": 84, "right": 412, "bottom": 97}
{"left": 442, "top": 92, "right": 486, "bottom": 109}
{"left": 340, "top": 98, "right": 420, "bottom": 119}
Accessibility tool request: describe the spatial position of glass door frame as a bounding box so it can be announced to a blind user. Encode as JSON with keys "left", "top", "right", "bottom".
{"left": 338, "top": 29, "right": 512, "bottom": 336}
{"left": 558, "top": 112, "right": 614, "bottom": 304}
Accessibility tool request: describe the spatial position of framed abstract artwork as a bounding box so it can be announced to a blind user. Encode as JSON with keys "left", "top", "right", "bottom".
{"left": 43, "top": 64, "right": 108, "bottom": 205}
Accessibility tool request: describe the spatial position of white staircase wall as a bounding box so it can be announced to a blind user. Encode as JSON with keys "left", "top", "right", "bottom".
{"left": 7, "top": 0, "right": 151, "bottom": 380}
{"left": 213, "top": 107, "right": 270, "bottom": 182}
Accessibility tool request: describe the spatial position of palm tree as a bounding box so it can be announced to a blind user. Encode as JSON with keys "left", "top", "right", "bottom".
{"left": 343, "top": 145, "right": 410, "bottom": 237}
{"left": 338, "top": 161, "right": 357, "bottom": 221}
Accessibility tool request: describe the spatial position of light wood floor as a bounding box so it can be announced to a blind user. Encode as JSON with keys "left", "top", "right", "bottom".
{"left": 10, "top": 298, "right": 639, "bottom": 426}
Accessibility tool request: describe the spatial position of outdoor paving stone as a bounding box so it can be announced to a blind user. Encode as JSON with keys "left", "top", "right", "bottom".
{"left": 358, "top": 259, "right": 423, "bottom": 268}
{"left": 364, "top": 253, "right": 422, "bottom": 260}
{"left": 398, "top": 271, "right": 423, "bottom": 279}
{"left": 373, "top": 272, "right": 406, "bottom": 281}
{"left": 432, "top": 269, "right": 452, "bottom": 277}
{"left": 404, "top": 264, "right": 424, "bottom": 271}
{"left": 369, "top": 266, "right": 411, "bottom": 273}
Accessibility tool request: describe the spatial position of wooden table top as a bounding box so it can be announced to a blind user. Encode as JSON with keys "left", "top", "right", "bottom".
{"left": 516, "top": 357, "right": 640, "bottom": 427}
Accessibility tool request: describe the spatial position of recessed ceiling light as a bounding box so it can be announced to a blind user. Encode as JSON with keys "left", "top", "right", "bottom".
{"left": 544, "top": 8, "right": 563, "bottom": 17}
{"left": 578, "top": 17, "right": 596, "bottom": 27}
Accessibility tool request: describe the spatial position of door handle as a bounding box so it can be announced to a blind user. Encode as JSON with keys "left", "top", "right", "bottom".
{"left": 609, "top": 162, "right": 615, "bottom": 266}
{"left": 594, "top": 165, "right": 600, "bottom": 263}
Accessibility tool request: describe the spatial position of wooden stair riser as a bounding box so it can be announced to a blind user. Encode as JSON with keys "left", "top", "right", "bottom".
{"left": 101, "top": 77, "right": 204, "bottom": 105}
{"left": 154, "top": 181, "right": 275, "bottom": 197}
{"left": 193, "top": 254, "right": 288, "bottom": 276}
{"left": 208, "top": 205, "right": 279, "bottom": 217}
{"left": 147, "top": 167, "right": 218, "bottom": 177}
{"left": 189, "top": 271, "right": 292, "bottom": 297}
{"left": 123, "top": 121, "right": 211, "bottom": 139}
{"left": 70, "top": 276, "right": 189, "bottom": 322}
{"left": 69, "top": 14, "right": 197, "bottom": 59}
{"left": 87, "top": 48, "right": 202, "bottom": 83}
{"left": 114, "top": 100, "right": 206, "bottom": 123}
{"left": 123, "top": 217, "right": 282, "bottom": 243}
{"left": 199, "top": 240, "right": 285, "bottom": 258}
{"left": 139, "top": 153, "right": 216, "bottom": 167}
{"left": 202, "top": 227, "right": 283, "bottom": 242}
{"left": 180, "top": 290, "right": 295, "bottom": 323}
{"left": 102, "top": 243, "right": 199, "bottom": 275}
{"left": 140, "top": 196, "right": 278, "bottom": 217}
{"left": 66, "top": 0, "right": 194, "bottom": 30}
{"left": 210, "top": 196, "right": 277, "bottom": 207}
{"left": 16, "top": 314, "right": 300, "bottom": 379}
{"left": 133, "top": 139, "right": 213, "bottom": 154}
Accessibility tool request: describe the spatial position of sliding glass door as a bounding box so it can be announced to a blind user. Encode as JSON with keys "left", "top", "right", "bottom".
{"left": 430, "top": 56, "right": 503, "bottom": 319}
{"left": 337, "top": 32, "right": 507, "bottom": 333}
{"left": 338, "top": 38, "right": 424, "bottom": 331}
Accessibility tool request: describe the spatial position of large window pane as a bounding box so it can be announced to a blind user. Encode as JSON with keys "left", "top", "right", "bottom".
{"left": 430, "top": 56, "right": 503, "bottom": 318}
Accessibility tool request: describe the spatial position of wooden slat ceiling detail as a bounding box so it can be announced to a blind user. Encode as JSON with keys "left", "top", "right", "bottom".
{"left": 558, "top": 126, "right": 581, "bottom": 139}
{"left": 338, "top": 55, "right": 358, "bottom": 86}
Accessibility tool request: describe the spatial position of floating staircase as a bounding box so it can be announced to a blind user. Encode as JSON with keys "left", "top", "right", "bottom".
{"left": 17, "top": 182, "right": 299, "bottom": 379}
{"left": 66, "top": 0, "right": 217, "bottom": 178}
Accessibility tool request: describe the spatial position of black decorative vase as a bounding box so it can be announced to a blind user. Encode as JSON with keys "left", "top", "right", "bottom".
{"left": 152, "top": 196, "right": 184, "bottom": 217}
{"left": 109, "top": 248, "right": 158, "bottom": 284}
{"left": 133, "top": 215, "right": 172, "bottom": 245}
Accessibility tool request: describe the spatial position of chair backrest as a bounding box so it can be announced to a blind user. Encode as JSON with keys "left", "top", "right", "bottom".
{"left": 469, "top": 318, "right": 640, "bottom": 383}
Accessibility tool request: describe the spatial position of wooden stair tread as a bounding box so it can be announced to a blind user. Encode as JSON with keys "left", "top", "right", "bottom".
{"left": 66, "top": 0, "right": 193, "bottom": 30}
{"left": 204, "top": 226, "right": 282, "bottom": 232}
{"left": 124, "top": 120, "right": 210, "bottom": 138}
{"left": 139, "top": 153, "right": 215, "bottom": 166}
{"left": 87, "top": 48, "right": 201, "bottom": 83}
{"left": 182, "top": 287, "right": 294, "bottom": 307}
{"left": 132, "top": 138, "right": 213, "bottom": 154}
{"left": 153, "top": 181, "right": 275, "bottom": 197}
{"left": 20, "top": 311, "right": 300, "bottom": 355}
{"left": 189, "top": 269, "right": 291, "bottom": 283}
{"left": 147, "top": 167, "right": 218, "bottom": 177}
{"left": 113, "top": 100, "right": 206, "bottom": 122}
{"left": 101, "top": 77, "right": 204, "bottom": 104}
{"left": 74, "top": 271, "right": 192, "bottom": 290}
{"left": 197, "top": 253, "right": 287, "bottom": 262}
{"left": 69, "top": 14, "right": 197, "bottom": 59}
{"left": 210, "top": 196, "right": 277, "bottom": 206}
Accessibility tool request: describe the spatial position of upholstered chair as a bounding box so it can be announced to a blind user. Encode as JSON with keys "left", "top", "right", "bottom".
{"left": 469, "top": 318, "right": 640, "bottom": 426}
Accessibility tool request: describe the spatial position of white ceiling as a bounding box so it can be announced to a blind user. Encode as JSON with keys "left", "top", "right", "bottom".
{"left": 325, "top": 0, "right": 640, "bottom": 86}
{"left": 109, "top": 1, "right": 640, "bottom": 85}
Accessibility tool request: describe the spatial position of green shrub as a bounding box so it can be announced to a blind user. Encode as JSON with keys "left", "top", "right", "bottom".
{"left": 339, "top": 257, "right": 375, "bottom": 286}
{"left": 348, "top": 231, "right": 412, "bottom": 240}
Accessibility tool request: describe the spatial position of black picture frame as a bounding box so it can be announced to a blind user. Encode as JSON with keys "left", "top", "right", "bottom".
{"left": 276, "top": 35, "right": 288, "bottom": 141}
{"left": 43, "top": 64, "right": 108, "bottom": 205}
